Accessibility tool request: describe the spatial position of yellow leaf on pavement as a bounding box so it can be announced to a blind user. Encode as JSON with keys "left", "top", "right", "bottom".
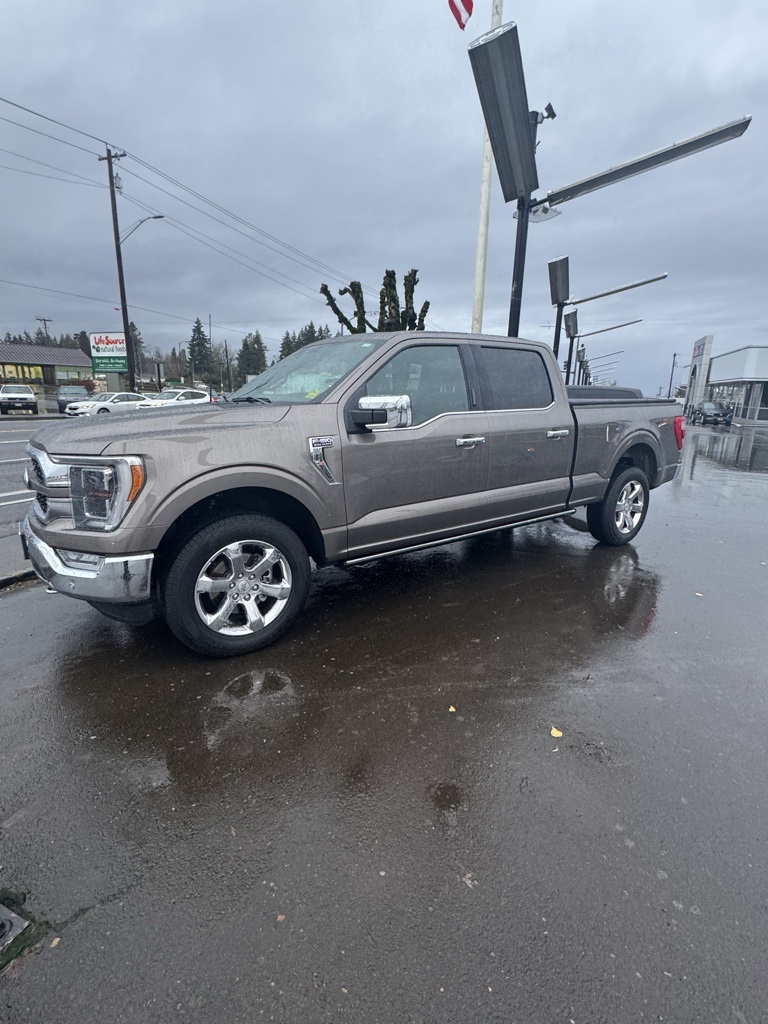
{"left": 550, "top": 726, "right": 563, "bottom": 738}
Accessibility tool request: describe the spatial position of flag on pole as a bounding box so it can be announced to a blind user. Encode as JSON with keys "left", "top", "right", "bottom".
{"left": 449, "top": 0, "right": 474, "bottom": 30}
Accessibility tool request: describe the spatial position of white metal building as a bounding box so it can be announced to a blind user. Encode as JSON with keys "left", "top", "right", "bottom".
{"left": 684, "top": 338, "right": 768, "bottom": 424}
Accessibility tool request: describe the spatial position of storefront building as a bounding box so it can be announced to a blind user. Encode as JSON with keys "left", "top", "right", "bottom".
{"left": 684, "top": 338, "right": 768, "bottom": 424}
{"left": 0, "top": 342, "right": 93, "bottom": 389}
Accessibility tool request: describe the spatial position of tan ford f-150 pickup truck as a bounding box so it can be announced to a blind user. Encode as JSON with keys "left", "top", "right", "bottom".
{"left": 20, "top": 332, "right": 684, "bottom": 656}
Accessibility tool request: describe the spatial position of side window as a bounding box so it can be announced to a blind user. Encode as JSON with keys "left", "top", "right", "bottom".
{"left": 364, "top": 345, "right": 469, "bottom": 426}
{"left": 478, "top": 347, "right": 553, "bottom": 410}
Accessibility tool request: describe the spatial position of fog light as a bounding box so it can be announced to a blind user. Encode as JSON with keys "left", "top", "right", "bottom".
{"left": 56, "top": 549, "right": 104, "bottom": 570}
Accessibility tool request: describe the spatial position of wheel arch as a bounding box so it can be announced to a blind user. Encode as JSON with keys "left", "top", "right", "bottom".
{"left": 611, "top": 436, "right": 659, "bottom": 487}
{"left": 152, "top": 485, "right": 327, "bottom": 582}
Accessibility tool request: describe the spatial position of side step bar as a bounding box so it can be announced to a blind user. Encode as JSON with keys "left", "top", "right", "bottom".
{"left": 344, "top": 509, "right": 576, "bottom": 566}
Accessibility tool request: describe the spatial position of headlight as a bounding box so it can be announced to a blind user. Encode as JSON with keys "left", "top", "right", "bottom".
{"left": 67, "top": 457, "right": 145, "bottom": 531}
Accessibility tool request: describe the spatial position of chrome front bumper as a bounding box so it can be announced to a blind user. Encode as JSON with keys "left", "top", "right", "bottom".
{"left": 20, "top": 515, "right": 154, "bottom": 604}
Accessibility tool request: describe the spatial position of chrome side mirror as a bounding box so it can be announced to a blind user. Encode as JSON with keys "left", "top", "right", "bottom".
{"left": 358, "top": 394, "right": 412, "bottom": 429}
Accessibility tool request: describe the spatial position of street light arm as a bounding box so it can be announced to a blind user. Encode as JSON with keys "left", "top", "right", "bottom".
{"left": 568, "top": 274, "right": 667, "bottom": 306}
{"left": 120, "top": 214, "right": 164, "bottom": 245}
{"left": 532, "top": 116, "right": 751, "bottom": 211}
{"left": 579, "top": 318, "right": 642, "bottom": 339}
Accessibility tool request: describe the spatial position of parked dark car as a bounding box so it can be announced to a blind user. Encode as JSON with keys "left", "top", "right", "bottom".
{"left": 692, "top": 401, "right": 732, "bottom": 426}
{"left": 56, "top": 385, "right": 90, "bottom": 413}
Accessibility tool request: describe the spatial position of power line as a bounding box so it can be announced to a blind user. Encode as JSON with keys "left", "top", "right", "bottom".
{"left": 123, "top": 151, "right": 448, "bottom": 325}
{"left": 0, "top": 95, "right": 110, "bottom": 147}
{"left": 0, "top": 97, "right": 444, "bottom": 329}
{"left": 117, "top": 163, "right": 351, "bottom": 287}
{"left": 0, "top": 276, "right": 254, "bottom": 335}
{"left": 0, "top": 164, "right": 105, "bottom": 187}
{"left": 125, "top": 153, "right": 361, "bottom": 283}
{"left": 0, "top": 114, "right": 101, "bottom": 156}
{"left": 0, "top": 146, "right": 105, "bottom": 185}
{"left": 120, "top": 191, "right": 327, "bottom": 304}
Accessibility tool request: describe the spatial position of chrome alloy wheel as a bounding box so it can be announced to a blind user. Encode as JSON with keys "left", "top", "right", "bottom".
{"left": 613, "top": 481, "right": 645, "bottom": 535}
{"left": 194, "top": 540, "right": 293, "bottom": 636}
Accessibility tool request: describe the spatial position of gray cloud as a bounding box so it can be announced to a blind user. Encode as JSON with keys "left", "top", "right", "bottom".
{"left": 2, "top": 0, "right": 764, "bottom": 393}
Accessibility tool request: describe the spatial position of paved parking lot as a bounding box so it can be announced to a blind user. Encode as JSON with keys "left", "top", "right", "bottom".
{"left": 1, "top": 426, "right": 767, "bottom": 1023}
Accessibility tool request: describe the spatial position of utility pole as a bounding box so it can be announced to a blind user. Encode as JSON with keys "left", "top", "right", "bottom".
{"left": 667, "top": 353, "right": 677, "bottom": 399}
{"left": 35, "top": 317, "right": 52, "bottom": 339}
{"left": 471, "top": 0, "right": 503, "bottom": 334}
{"left": 224, "top": 339, "right": 232, "bottom": 392}
{"left": 99, "top": 146, "right": 136, "bottom": 391}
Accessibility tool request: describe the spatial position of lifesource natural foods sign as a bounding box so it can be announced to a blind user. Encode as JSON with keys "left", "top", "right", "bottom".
{"left": 89, "top": 332, "right": 128, "bottom": 372}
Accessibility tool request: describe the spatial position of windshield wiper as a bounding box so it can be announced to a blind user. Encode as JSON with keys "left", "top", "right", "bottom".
{"left": 231, "top": 395, "right": 272, "bottom": 404}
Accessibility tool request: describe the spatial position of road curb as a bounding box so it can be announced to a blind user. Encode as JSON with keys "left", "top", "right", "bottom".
{"left": 2, "top": 414, "right": 65, "bottom": 421}
{"left": 0, "top": 568, "right": 36, "bottom": 591}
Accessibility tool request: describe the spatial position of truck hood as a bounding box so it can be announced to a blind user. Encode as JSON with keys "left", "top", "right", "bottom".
{"left": 30, "top": 404, "right": 290, "bottom": 457}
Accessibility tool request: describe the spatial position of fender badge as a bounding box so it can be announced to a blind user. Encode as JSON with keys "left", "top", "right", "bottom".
{"left": 309, "top": 436, "right": 334, "bottom": 450}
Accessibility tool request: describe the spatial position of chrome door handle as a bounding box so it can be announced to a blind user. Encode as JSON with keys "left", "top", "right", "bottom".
{"left": 455, "top": 436, "right": 486, "bottom": 447}
{"left": 546, "top": 429, "right": 570, "bottom": 439}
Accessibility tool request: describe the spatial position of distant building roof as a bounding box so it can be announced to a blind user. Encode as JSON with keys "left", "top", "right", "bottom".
{"left": 0, "top": 343, "right": 92, "bottom": 368}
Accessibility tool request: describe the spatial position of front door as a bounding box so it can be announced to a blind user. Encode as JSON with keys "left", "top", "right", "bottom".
{"left": 341, "top": 342, "right": 490, "bottom": 558}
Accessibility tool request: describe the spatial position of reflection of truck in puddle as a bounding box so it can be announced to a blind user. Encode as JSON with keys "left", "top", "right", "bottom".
{"left": 55, "top": 533, "right": 659, "bottom": 798}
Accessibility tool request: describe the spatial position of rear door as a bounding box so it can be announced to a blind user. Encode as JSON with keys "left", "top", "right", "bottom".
{"left": 473, "top": 343, "right": 574, "bottom": 520}
{"left": 341, "top": 341, "right": 490, "bottom": 557}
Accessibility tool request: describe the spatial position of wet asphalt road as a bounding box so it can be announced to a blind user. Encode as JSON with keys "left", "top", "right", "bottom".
{"left": 1, "top": 426, "right": 768, "bottom": 1023}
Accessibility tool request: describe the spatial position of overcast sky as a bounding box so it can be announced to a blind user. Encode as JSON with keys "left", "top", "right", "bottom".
{"left": 2, "top": 0, "right": 764, "bottom": 393}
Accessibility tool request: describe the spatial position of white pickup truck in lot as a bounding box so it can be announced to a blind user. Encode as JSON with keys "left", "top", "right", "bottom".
{"left": 0, "top": 384, "right": 38, "bottom": 415}
{"left": 21, "top": 332, "right": 684, "bottom": 656}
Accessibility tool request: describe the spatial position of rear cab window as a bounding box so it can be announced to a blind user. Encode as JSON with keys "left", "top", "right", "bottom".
{"left": 475, "top": 345, "right": 554, "bottom": 410}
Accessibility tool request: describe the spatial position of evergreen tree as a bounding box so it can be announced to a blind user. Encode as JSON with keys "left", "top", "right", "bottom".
{"left": 33, "top": 327, "right": 48, "bottom": 345}
{"left": 75, "top": 331, "right": 90, "bottom": 355}
{"left": 235, "top": 332, "right": 268, "bottom": 386}
{"left": 279, "top": 330, "right": 297, "bottom": 360}
{"left": 129, "top": 322, "right": 145, "bottom": 374}
{"left": 277, "top": 322, "right": 331, "bottom": 361}
{"left": 187, "top": 318, "right": 212, "bottom": 379}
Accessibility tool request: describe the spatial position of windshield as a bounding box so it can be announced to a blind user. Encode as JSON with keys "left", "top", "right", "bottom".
{"left": 61, "top": 387, "right": 86, "bottom": 394}
{"left": 93, "top": 393, "right": 114, "bottom": 402}
{"left": 230, "top": 337, "right": 389, "bottom": 404}
{"left": 158, "top": 390, "right": 182, "bottom": 399}
{"left": 3, "top": 385, "right": 33, "bottom": 394}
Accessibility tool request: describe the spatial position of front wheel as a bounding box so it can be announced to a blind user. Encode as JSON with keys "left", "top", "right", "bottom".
{"left": 586, "top": 467, "right": 650, "bottom": 546}
{"left": 96, "top": 407, "right": 109, "bottom": 414}
{"left": 161, "top": 513, "right": 311, "bottom": 657}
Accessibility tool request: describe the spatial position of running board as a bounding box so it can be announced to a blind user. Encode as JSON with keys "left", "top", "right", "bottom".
{"left": 344, "top": 509, "right": 577, "bottom": 566}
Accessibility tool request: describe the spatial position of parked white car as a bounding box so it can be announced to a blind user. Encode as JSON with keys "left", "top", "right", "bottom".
{"left": 137, "top": 389, "right": 211, "bottom": 409}
{"left": 65, "top": 392, "right": 147, "bottom": 415}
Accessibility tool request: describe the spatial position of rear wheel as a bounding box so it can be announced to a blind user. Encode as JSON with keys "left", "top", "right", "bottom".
{"left": 587, "top": 467, "right": 649, "bottom": 546}
{"left": 161, "top": 513, "right": 311, "bottom": 657}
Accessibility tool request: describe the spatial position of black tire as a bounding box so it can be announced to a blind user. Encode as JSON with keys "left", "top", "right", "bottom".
{"left": 586, "top": 466, "right": 650, "bottom": 546}
{"left": 161, "top": 513, "right": 311, "bottom": 657}
{"left": 96, "top": 407, "right": 109, "bottom": 413}
{"left": 32, "top": 405, "right": 39, "bottom": 415}
{"left": 0, "top": 408, "right": 6, "bottom": 415}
